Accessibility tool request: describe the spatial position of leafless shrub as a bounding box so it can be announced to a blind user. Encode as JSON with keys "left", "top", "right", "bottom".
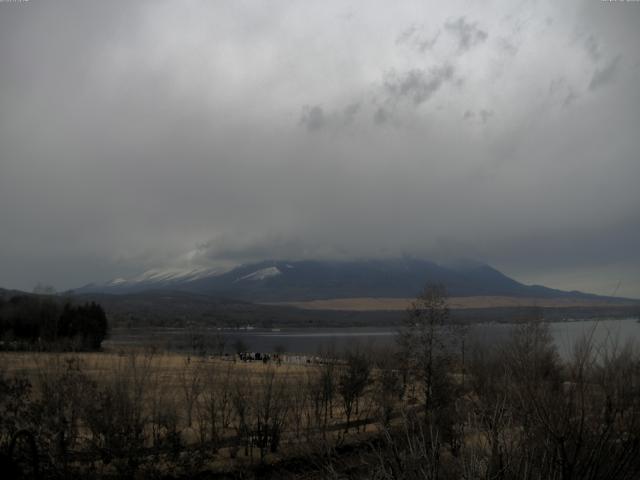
{"left": 0, "top": 370, "right": 33, "bottom": 451}
{"left": 338, "top": 350, "right": 371, "bottom": 433}
{"left": 251, "top": 367, "right": 289, "bottom": 460}
{"left": 369, "top": 411, "right": 442, "bottom": 480}
{"left": 288, "top": 373, "right": 311, "bottom": 442}
{"left": 196, "top": 360, "right": 233, "bottom": 451}
{"left": 178, "top": 356, "right": 202, "bottom": 428}
{"left": 81, "top": 352, "right": 154, "bottom": 477}
{"left": 374, "top": 367, "right": 404, "bottom": 427}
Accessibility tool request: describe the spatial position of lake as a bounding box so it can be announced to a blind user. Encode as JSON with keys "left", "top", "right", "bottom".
{"left": 105, "top": 317, "right": 640, "bottom": 359}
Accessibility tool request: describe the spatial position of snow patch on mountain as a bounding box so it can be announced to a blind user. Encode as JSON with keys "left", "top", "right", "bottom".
{"left": 130, "top": 266, "right": 218, "bottom": 284}
{"left": 96, "top": 266, "right": 223, "bottom": 289}
{"left": 236, "top": 266, "right": 282, "bottom": 282}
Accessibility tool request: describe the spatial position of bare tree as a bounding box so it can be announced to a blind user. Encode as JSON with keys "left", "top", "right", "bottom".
{"left": 252, "top": 367, "right": 289, "bottom": 460}
{"left": 338, "top": 350, "right": 371, "bottom": 432}
{"left": 374, "top": 366, "right": 403, "bottom": 427}
{"left": 397, "top": 284, "right": 453, "bottom": 417}
{"left": 196, "top": 361, "right": 233, "bottom": 451}
{"left": 178, "top": 356, "right": 202, "bottom": 428}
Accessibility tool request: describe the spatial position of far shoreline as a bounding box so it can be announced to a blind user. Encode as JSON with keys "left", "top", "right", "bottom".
{"left": 264, "top": 295, "right": 640, "bottom": 311}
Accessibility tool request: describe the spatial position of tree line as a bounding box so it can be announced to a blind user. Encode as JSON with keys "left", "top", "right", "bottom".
{"left": 0, "top": 295, "right": 108, "bottom": 351}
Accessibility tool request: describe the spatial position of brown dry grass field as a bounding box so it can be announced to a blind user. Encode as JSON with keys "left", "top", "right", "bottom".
{"left": 0, "top": 348, "right": 392, "bottom": 453}
{"left": 0, "top": 349, "right": 309, "bottom": 380}
{"left": 267, "top": 295, "right": 636, "bottom": 311}
{"left": 4, "top": 334, "right": 639, "bottom": 479}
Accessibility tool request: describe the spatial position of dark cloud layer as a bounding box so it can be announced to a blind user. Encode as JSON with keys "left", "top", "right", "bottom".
{"left": 589, "top": 55, "right": 621, "bottom": 90}
{"left": 0, "top": 0, "right": 639, "bottom": 297}
{"left": 383, "top": 65, "right": 455, "bottom": 105}
{"left": 444, "top": 17, "right": 488, "bottom": 52}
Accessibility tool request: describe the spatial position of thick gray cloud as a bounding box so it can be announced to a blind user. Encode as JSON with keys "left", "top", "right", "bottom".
{"left": 444, "top": 17, "right": 488, "bottom": 52}
{"left": 584, "top": 35, "right": 601, "bottom": 62}
{"left": 463, "top": 109, "right": 494, "bottom": 124}
{"left": 397, "top": 25, "right": 440, "bottom": 53}
{"left": 373, "top": 107, "right": 389, "bottom": 125}
{"left": 383, "top": 65, "right": 455, "bottom": 106}
{"left": 343, "top": 103, "right": 361, "bottom": 123}
{"left": 300, "top": 105, "right": 327, "bottom": 131}
{"left": 589, "top": 55, "right": 621, "bottom": 91}
{"left": 0, "top": 0, "right": 639, "bottom": 298}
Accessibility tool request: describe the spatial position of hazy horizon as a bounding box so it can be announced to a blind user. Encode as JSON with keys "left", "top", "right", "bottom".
{"left": 1, "top": 1, "right": 639, "bottom": 297}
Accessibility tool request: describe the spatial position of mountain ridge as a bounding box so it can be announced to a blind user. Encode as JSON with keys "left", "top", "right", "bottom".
{"left": 72, "top": 258, "right": 630, "bottom": 303}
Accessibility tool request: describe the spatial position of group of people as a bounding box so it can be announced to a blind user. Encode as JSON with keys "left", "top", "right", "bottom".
{"left": 238, "top": 351, "right": 275, "bottom": 363}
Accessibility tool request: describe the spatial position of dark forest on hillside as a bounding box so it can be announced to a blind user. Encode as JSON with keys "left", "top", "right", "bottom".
{"left": 0, "top": 296, "right": 108, "bottom": 351}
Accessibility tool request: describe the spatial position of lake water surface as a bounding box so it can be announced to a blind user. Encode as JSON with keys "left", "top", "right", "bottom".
{"left": 105, "top": 318, "right": 640, "bottom": 359}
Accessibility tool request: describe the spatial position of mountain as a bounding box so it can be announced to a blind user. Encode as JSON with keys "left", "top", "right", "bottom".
{"left": 77, "top": 266, "right": 222, "bottom": 294}
{"left": 73, "top": 258, "right": 616, "bottom": 302}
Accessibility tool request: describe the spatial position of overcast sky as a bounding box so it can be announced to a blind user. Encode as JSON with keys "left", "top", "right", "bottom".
{"left": 1, "top": 0, "right": 639, "bottom": 297}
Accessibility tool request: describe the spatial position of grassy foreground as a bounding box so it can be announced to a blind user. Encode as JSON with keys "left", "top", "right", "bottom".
{"left": 3, "top": 320, "right": 640, "bottom": 479}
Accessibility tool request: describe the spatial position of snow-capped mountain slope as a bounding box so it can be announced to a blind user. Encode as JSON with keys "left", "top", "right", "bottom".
{"left": 74, "top": 258, "right": 612, "bottom": 303}
{"left": 236, "top": 266, "right": 282, "bottom": 282}
{"left": 76, "top": 266, "right": 223, "bottom": 294}
{"left": 128, "top": 266, "right": 218, "bottom": 284}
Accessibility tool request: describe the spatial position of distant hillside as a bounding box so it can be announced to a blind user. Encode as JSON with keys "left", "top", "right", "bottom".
{"left": 74, "top": 258, "right": 627, "bottom": 303}
{"left": 0, "top": 287, "right": 28, "bottom": 299}
{"left": 71, "top": 290, "right": 409, "bottom": 328}
{"left": 3, "top": 284, "right": 637, "bottom": 330}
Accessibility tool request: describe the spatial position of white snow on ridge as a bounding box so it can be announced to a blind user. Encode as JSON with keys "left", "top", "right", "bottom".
{"left": 145, "top": 266, "right": 219, "bottom": 282}
{"left": 103, "top": 266, "right": 221, "bottom": 287}
{"left": 237, "top": 266, "right": 281, "bottom": 282}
